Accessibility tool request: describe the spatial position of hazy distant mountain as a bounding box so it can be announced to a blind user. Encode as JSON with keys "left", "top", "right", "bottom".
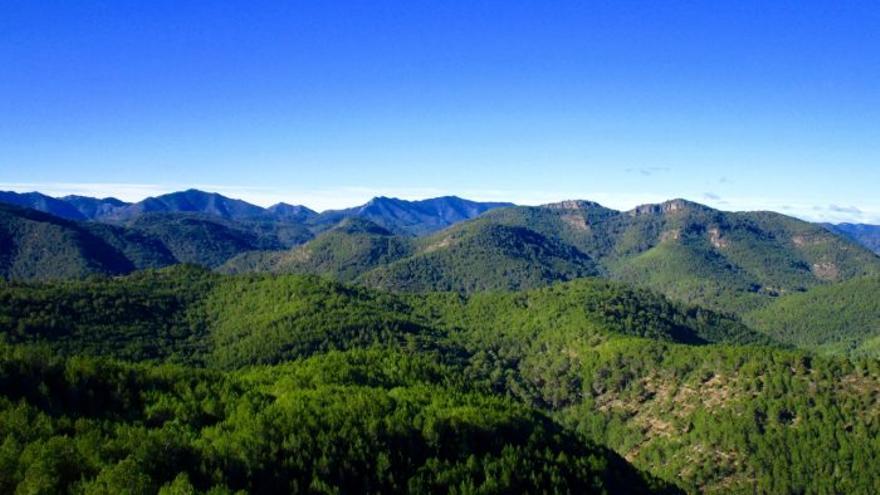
{"left": 104, "top": 189, "right": 268, "bottom": 221}
{"left": 1, "top": 189, "right": 272, "bottom": 221}
{"left": 265, "top": 202, "right": 318, "bottom": 222}
{"left": 0, "top": 199, "right": 319, "bottom": 280}
{"left": 309, "top": 196, "right": 514, "bottom": 236}
{"left": 61, "top": 195, "right": 131, "bottom": 219}
{"left": 0, "top": 191, "right": 87, "bottom": 221}
{"left": 0, "top": 190, "right": 511, "bottom": 237}
{"left": 824, "top": 223, "right": 880, "bottom": 254}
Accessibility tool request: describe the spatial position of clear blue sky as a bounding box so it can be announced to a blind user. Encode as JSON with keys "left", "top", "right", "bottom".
{"left": 1, "top": 1, "right": 879, "bottom": 221}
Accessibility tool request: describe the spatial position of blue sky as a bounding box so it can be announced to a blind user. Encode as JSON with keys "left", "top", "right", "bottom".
{"left": 1, "top": 1, "right": 879, "bottom": 221}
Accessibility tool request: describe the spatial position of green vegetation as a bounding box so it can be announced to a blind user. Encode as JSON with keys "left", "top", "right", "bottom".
{"left": 0, "top": 204, "right": 315, "bottom": 281}
{"left": 5, "top": 197, "right": 880, "bottom": 493}
{"left": 225, "top": 200, "right": 880, "bottom": 314}
{"left": 0, "top": 203, "right": 139, "bottom": 281}
{"left": 0, "top": 265, "right": 761, "bottom": 368}
{"left": 745, "top": 276, "right": 880, "bottom": 357}
{"left": 0, "top": 345, "right": 671, "bottom": 494}
{"left": 362, "top": 223, "right": 599, "bottom": 293}
{"left": 0, "top": 265, "right": 213, "bottom": 363}
{"left": 551, "top": 339, "right": 880, "bottom": 494}
{"left": 230, "top": 221, "right": 602, "bottom": 294}
{"left": 120, "top": 213, "right": 311, "bottom": 268}
{"left": 475, "top": 200, "right": 880, "bottom": 312}
{"left": 2, "top": 268, "right": 880, "bottom": 493}
{"left": 7, "top": 198, "right": 880, "bottom": 318}
{"left": 221, "top": 218, "right": 414, "bottom": 281}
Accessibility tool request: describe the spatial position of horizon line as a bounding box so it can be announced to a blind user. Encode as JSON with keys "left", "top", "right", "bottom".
{"left": 1, "top": 182, "right": 878, "bottom": 225}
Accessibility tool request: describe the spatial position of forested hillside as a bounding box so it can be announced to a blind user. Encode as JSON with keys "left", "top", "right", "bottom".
{"left": 224, "top": 199, "right": 880, "bottom": 316}
{"left": 360, "top": 223, "right": 600, "bottom": 293}
{"left": 0, "top": 203, "right": 152, "bottom": 281}
{"left": 2, "top": 267, "right": 879, "bottom": 493}
{"left": 0, "top": 192, "right": 516, "bottom": 280}
{"left": 473, "top": 200, "right": 880, "bottom": 312}
{"left": 118, "top": 213, "right": 312, "bottom": 268}
{"left": 221, "top": 218, "right": 415, "bottom": 280}
{"left": 744, "top": 276, "right": 880, "bottom": 357}
{"left": 0, "top": 344, "right": 676, "bottom": 494}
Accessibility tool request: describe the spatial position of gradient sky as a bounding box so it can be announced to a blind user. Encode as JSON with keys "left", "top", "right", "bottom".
{"left": 1, "top": 1, "right": 879, "bottom": 221}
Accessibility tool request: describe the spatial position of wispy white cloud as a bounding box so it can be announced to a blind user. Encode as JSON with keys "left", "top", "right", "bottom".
{"left": 624, "top": 166, "right": 671, "bottom": 176}
{"left": 697, "top": 194, "right": 880, "bottom": 224}
{"left": 828, "top": 204, "right": 862, "bottom": 215}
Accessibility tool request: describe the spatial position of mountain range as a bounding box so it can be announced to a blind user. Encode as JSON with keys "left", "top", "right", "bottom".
{"left": 0, "top": 189, "right": 510, "bottom": 233}
{"left": 0, "top": 189, "right": 511, "bottom": 273}
{"left": 224, "top": 198, "right": 880, "bottom": 310}
{"left": 3, "top": 188, "right": 880, "bottom": 358}
{"left": 4, "top": 188, "right": 880, "bottom": 493}
{"left": 5, "top": 187, "right": 878, "bottom": 251}
{"left": 0, "top": 189, "right": 315, "bottom": 222}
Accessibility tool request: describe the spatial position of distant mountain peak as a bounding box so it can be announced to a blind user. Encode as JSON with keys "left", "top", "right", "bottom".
{"left": 0, "top": 191, "right": 87, "bottom": 221}
{"left": 62, "top": 194, "right": 127, "bottom": 204}
{"left": 266, "top": 202, "right": 317, "bottom": 221}
{"left": 628, "top": 198, "right": 711, "bottom": 216}
{"left": 542, "top": 200, "right": 608, "bottom": 211}
{"left": 311, "top": 196, "right": 514, "bottom": 236}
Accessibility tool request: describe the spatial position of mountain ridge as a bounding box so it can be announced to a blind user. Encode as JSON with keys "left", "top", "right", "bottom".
{"left": 0, "top": 189, "right": 512, "bottom": 235}
{"left": 4, "top": 191, "right": 880, "bottom": 316}
{"left": 824, "top": 222, "right": 880, "bottom": 254}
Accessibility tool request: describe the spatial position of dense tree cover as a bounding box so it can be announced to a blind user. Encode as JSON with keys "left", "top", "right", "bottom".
{"left": 221, "top": 218, "right": 415, "bottom": 281}
{"left": 225, "top": 220, "right": 602, "bottom": 294}
{"left": 119, "top": 213, "right": 312, "bottom": 269}
{"left": 0, "top": 344, "right": 674, "bottom": 494}
{"left": 471, "top": 200, "right": 880, "bottom": 312}
{"left": 0, "top": 204, "right": 313, "bottom": 281}
{"left": 217, "top": 200, "right": 880, "bottom": 316}
{"left": 3, "top": 269, "right": 880, "bottom": 492}
{"left": 549, "top": 339, "right": 880, "bottom": 494}
{"left": 0, "top": 203, "right": 139, "bottom": 281}
{"left": 0, "top": 266, "right": 761, "bottom": 369}
{"left": 82, "top": 222, "right": 179, "bottom": 269}
{"left": 360, "top": 224, "right": 599, "bottom": 293}
{"left": 0, "top": 265, "right": 214, "bottom": 363}
{"left": 744, "top": 276, "right": 880, "bottom": 357}
{"left": 7, "top": 197, "right": 880, "bottom": 322}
